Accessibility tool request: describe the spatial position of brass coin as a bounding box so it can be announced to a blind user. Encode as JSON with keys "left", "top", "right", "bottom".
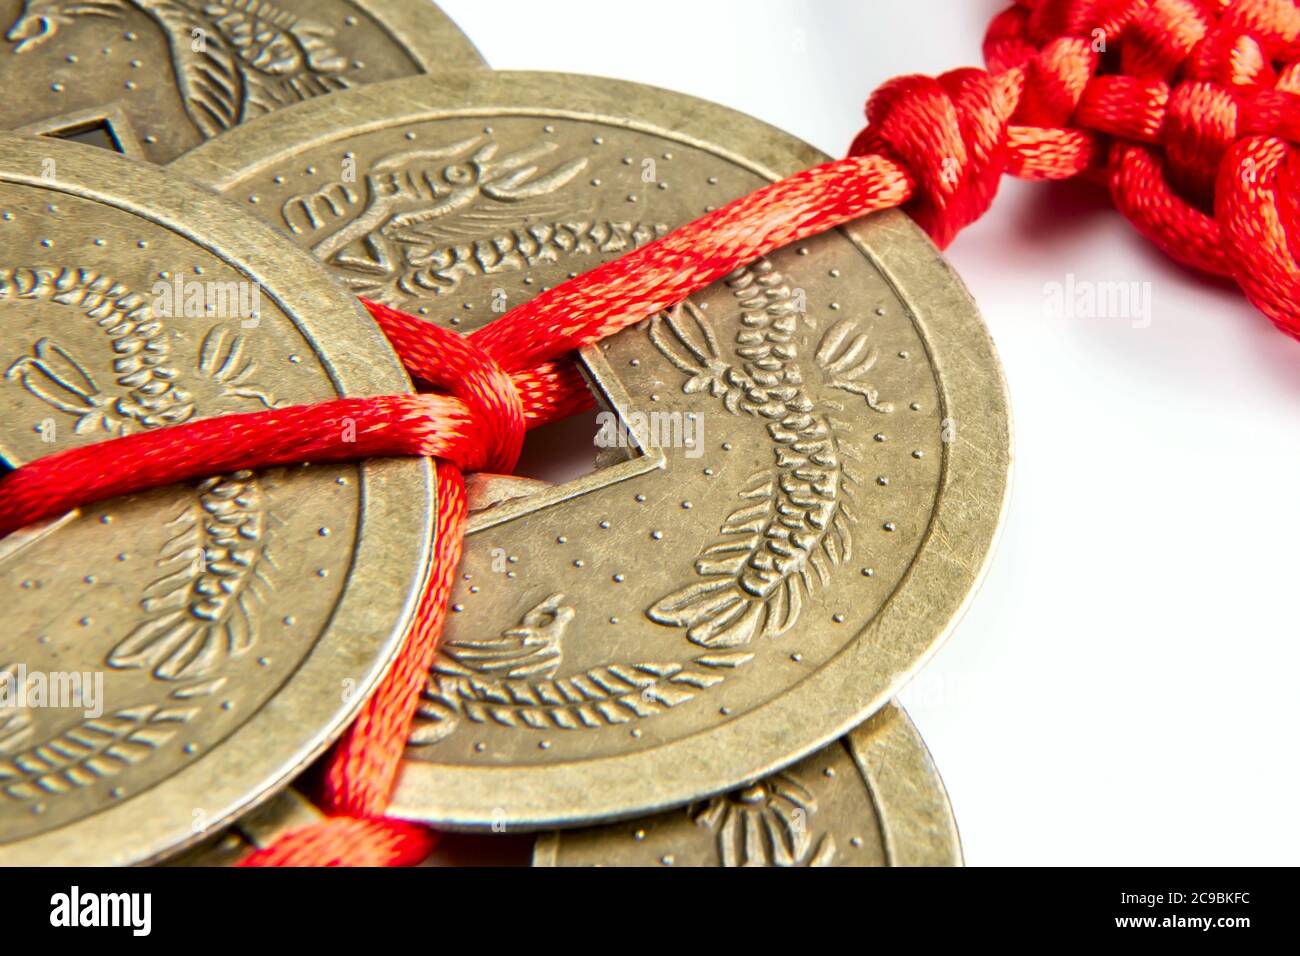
{"left": 0, "top": 134, "right": 433, "bottom": 864}
{"left": 0, "top": 0, "right": 483, "bottom": 163}
{"left": 169, "top": 71, "right": 1011, "bottom": 829}
{"left": 533, "top": 702, "right": 960, "bottom": 867}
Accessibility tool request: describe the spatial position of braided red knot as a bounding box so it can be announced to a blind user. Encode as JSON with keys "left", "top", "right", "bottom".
{"left": 0, "top": 0, "right": 1294, "bottom": 864}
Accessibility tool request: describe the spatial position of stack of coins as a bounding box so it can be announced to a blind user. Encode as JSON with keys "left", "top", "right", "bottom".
{"left": 0, "top": 3, "right": 1009, "bottom": 867}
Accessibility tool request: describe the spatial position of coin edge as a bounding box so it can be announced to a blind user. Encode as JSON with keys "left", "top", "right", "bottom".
{"left": 0, "top": 134, "right": 434, "bottom": 864}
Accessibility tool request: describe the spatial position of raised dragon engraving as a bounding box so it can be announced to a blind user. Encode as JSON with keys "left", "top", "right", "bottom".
{"left": 109, "top": 471, "right": 272, "bottom": 681}
{"left": 438, "top": 592, "right": 571, "bottom": 681}
{"left": 410, "top": 595, "right": 745, "bottom": 744}
{"left": 2, "top": 268, "right": 279, "bottom": 685}
{"left": 411, "top": 260, "right": 892, "bottom": 743}
{"left": 692, "top": 770, "right": 836, "bottom": 867}
{"left": 0, "top": 699, "right": 200, "bottom": 800}
{"left": 646, "top": 259, "right": 892, "bottom": 648}
{"left": 5, "top": 0, "right": 354, "bottom": 138}
{"left": 0, "top": 676, "right": 222, "bottom": 803}
{"left": 2, "top": 267, "right": 194, "bottom": 434}
{"left": 280, "top": 137, "right": 667, "bottom": 304}
{"left": 1, "top": 268, "right": 280, "bottom": 434}
{"left": 195, "top": 322, "right": 280, "bottom": 410}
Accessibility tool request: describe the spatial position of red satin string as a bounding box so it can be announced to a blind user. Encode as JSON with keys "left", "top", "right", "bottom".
{"left": 0, "top": 0, "right": 1294, "bottom": 865}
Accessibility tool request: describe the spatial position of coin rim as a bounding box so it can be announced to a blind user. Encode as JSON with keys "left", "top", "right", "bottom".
{"left": 531, "top": 701, "right": 962, "bottom": 866}
{"left": 0, "top": 0, "right": 486, "bottom": 162}
{"left": 167, "top": 70, "right": 1012, "bottom": 831}
{"left": 354, "top": 0, "right": 487, "bottom": 71}
{"left": 850, "top": 701, "right": 962, "bottom": 867}
{"left": 0, "top": 133, "right": 434, "bottom": 864}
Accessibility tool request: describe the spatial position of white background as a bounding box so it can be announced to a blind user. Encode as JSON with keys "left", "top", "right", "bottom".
{"left": 439, "top": 0, "right": 1300, "bottom": 865}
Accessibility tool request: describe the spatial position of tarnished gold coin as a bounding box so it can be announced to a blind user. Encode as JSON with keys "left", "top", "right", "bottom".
{"left": 0, "top": 134, "right": 433, "bottom": 864}
{"left": 0, "top": 0, "right": 483, "bottom": 163}
{"left": 169, "top": 71, "right": 1011, "bottom": 829}
{"left": 533, "top": 703, "right": 960, "bottom": 867}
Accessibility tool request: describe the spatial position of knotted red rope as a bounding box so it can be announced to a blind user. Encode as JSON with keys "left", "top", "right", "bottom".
{"left": 1, "top": 0, "right": 1296, "bottom": 865}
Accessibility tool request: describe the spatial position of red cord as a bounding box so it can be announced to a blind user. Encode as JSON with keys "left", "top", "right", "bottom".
{"left": 0, "top": 0, "right": 1294, "bottom": 865}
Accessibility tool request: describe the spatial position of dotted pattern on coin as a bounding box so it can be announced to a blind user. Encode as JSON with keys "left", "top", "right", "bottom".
{"left": 533, "top": 703, "right": 961, "bottom": 867}
{"left": 0, "top": 0, "right": 483, "bottom": 163}
{"left": 0, "top": 134, "right": 431, "bottom": 864}
{"left": 169, "top": 72, "right": 1010, "bottom": 829}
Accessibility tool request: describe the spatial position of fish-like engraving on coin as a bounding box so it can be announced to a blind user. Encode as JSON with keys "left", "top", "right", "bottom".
{"left": 169, "top": 71, "right": 1011, "bottom": 829}
{"left": 0, "top": 134, "right": 432, "bottom": 864}
{"left": 0, "top": 0, "right": 484, "bottom": 162}
{"left": 534, "top": 702, "right": 961, "bottom": 867}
